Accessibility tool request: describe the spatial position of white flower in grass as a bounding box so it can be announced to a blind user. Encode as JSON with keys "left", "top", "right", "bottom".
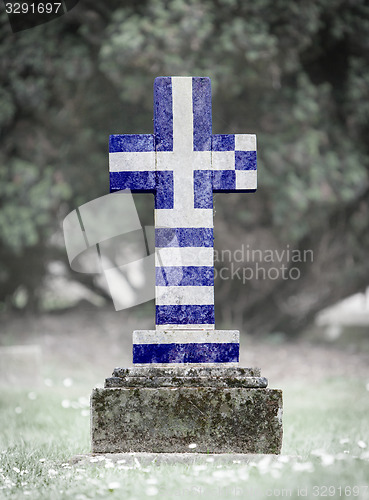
{"left": 271, "top": 468, "right": 281, "bottom": 479}
{"left": 193, "top": 464, "right": 207, "bottom": 472}
{"left": 206, "top": 457, "right": 214, "bottom": 463}
{"left": 108, "top": 482, "right": 121, "bottom": 491}
{"left": 292, "top": 462, "right": 314, "bottom": 472}
{"left": 104, "top": 462, "right": 114, "bottom": 469}
{"left": 238, "top": 468, "right": 249, "bottom": 481}
{"left": 116, "top": 459, "right": 126, "bottom": 464}
{"left": 13, "top": 467, "right": 20, "bottom": 474}
{"left": 256, "top": 455, "right": 272, "bottom": 474}
{"left": 63, "top": 378, "right": 73, "bottom": 387}
{"left": 90, "top": 458, "right": 99, "bottom": 463}
{"left": 146, "top": 477, "right": 158, "bottom": 485}
{"left": 335, "top": 453, "right": 349, "bottom": 460}
{"left": 358, "top": 440, "right": 367, "bottom": 449}
{"left": 366, "top": 382, "right": 369, "bottom": 391}
{"left": 27, "top": 392, "right": 37, "bottom": 400}
{"left": 39, "top": 459, "right": 46, "bottom": 463}
{"left": 321, "top": 454, "right": 335, "bottom": 466}
{"left": 78, "top": 396, "right": 90, "bottom": 407}
{"left": 146, "top": 486, "right": 159, "bottom": 496}
{"left": 15, "top": 407, "right": 22, "bottom": 414}
{"left": 311, "top": 449, "right": 325, "bottom": 457}
{"left": 339, "top": 438, "right": 349, "bottom": 445}
{"left": 48, "top": 469, "right": 58, "bottom": 477}
{"left": 81, "top": 410, "right": 89, "bottom": 417}
{"left": 188, "top": 443, "right": 197, "bottom": 449}
{"left": 61, "top": 400, "right": 70, "bottom": 409}
{"left": 24, "top": 491, "right": 31, "bottom": 496}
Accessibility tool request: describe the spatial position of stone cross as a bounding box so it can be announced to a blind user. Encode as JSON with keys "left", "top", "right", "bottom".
{"left": 109, "top": 76, "right": 257, "bottom": 365}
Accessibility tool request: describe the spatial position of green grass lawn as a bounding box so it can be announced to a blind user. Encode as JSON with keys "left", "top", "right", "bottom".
{"left": 1, "top": 377, "right": 369, "bottom": 499}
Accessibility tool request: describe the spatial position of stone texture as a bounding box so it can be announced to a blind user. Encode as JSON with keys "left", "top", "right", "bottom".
{"left": 105, "top": 375, "right": 268, "bottom": 388}
{"left": 91, "top": 367, "right": 282, "bottom": 454}
{"left": 106, "top": 366, "right": 266, "bottom": 388}
{"left": 113, "top": 366, "right": 261, "bottom": 377}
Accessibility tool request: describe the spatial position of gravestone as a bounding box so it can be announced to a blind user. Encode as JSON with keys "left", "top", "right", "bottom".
{"left": 91, "top": 77, "right": 283, "bottom": 454}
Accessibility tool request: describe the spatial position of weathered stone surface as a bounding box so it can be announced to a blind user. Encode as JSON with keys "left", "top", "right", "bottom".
{"left": 91, "top": 385, "right": 283, "bottom": 454}
{"left": 108, "top": 366, "right": 266, "bottom": 389}
{"left": 113, "top": 366, "right": 261, "bottom": 378}
{"left": 105, "top": 375, "right": 268, "bottom": 388}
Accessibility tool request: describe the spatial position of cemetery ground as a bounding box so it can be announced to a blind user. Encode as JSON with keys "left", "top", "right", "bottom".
{"left": 1, "top": 305, "right": 369, "bottom": 499}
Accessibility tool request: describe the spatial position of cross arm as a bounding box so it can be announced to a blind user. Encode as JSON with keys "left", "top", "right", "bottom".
{"left": 109, "top": 134, "right": 156, "bottom": 193}
{"left": 212, "top": 134, "right": 257, "bottom": 193}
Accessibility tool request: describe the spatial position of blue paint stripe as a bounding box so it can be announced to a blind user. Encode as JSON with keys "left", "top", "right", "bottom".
{"left": 156, "top": 305, "right": 215, "bottom": 325}
{"left": 213, "top": 170, "right": 236, "bottom": 191}
{"left": 154, "top": 77, "right": 173, "bottom": 152}
{"left": 133, "top": 342, "right": 239, "bottom": 364}
{"left": 212, "top": 134, "right": 235, "bottom": 151}
{"left": 155, "top": 171, "right": 174, "bottom": 209}
{"left": 156, "top": 266, "right": 214, "bottom": 286}
{"left": 194, "top": 171, "right": 213, "bottom": 208}
{"left": 110, "top": 171, "right": 156, "bottom": 192}
{"left": 109, "top": 134, "right": 155, "bottom": 153}
{"left": 192, "top": 77, "right": 212, "bottom": 151}
{"left": 235, "top": 151, "right": 257, "bottom": 170}
{"left": 155, "top": 228, "right": 214, "bottom": 248}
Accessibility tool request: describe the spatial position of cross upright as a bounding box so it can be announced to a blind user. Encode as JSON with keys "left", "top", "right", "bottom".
{"left": 109, "top": 76, "right": 257, "bottom": 365}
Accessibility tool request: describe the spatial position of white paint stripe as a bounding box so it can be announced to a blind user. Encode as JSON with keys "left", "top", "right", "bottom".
{"left": 212, "top": 151, "right": 235, "bottom": 170}
{"left": 156, "top": 151, "right": 212, "bottom": 170}
{"left": 235, "top": 170, "right": 257, "bottom": 190}
{"left": 155, "top": 208, "right": 213, "bottom": 228}
{"left": 156, "top": 286, "right": 214, "bottom": 305}
{"left": 172, "top": 77, "right": 193, "bottom": 153}
{"left": 155, "top": 247, "right": 213, "bottom": 267}
{"left": 109, "top": 152, "right": 155, "bottom": 172}
{"left": 156, "top": 324, "right": 215, "bottom": 330}
{"left": 235, "top": 134, "right": 257, "bottom": 151}
{"left": 133, "top": 329, "right": 239, "bottom": 344}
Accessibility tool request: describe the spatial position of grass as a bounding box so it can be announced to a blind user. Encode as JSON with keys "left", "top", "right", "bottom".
{"left": 1, "top": 377, "right": 369, "bottom": 499}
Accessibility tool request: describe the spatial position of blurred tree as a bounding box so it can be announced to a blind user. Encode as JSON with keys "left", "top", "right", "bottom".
{"left": 0, "top": 0, "right": 368, "bottom": 334}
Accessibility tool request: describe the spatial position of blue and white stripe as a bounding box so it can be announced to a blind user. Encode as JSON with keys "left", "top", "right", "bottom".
{"left": 109, "top": 76, "right": 257, "bottom": 364}
{"left": 132, "top": 329, "right": 239, "bottom": 365}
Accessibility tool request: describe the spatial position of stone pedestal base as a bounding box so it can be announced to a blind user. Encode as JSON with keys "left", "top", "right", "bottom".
{"left": 91, "top": 367, "right": 283, "bottom": 454}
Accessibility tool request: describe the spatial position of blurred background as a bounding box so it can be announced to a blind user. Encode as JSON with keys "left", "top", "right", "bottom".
{"left": 1, "top": 0, "right": 369, "bottom": 385}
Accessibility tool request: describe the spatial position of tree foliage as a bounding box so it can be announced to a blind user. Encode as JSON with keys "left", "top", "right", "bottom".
{"left": 1, "top": 0, "right": 369, "bottom": 333}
